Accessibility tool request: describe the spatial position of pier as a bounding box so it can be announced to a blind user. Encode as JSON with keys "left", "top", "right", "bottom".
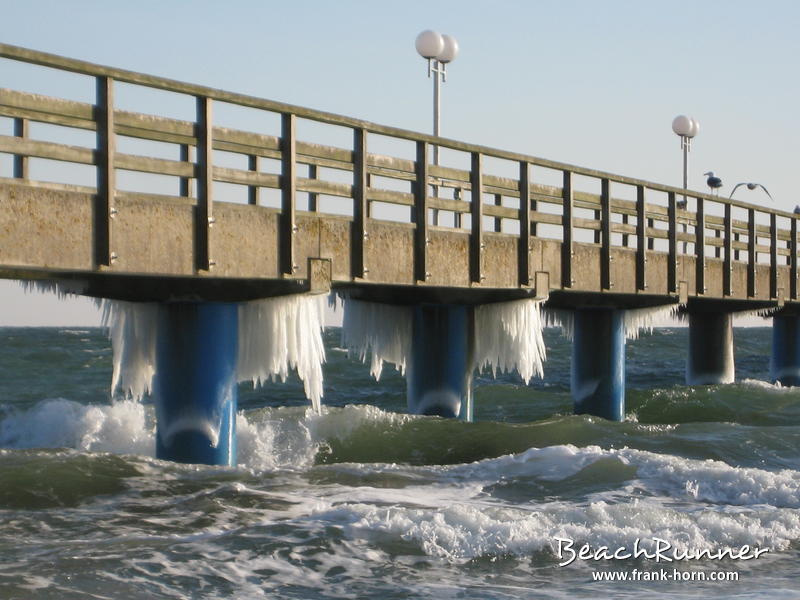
{"left": 2, "top": 44, "right": 799, "bottom": 465}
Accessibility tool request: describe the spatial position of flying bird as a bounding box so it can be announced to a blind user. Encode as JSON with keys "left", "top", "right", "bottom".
{"left": 729, "top": 182, "right": 773, "bottom": 201}
{"left": 703, "top": 171, "right": 723, "bottom": 195}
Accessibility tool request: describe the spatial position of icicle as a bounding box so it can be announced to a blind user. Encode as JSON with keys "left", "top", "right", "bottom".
{"left": 100, "top": 300, "right": 158, "bottom": 400}
{"left": 473, "top": 298, "right": 547, "bottom": 383}
{"left": 340, "top": 297, "right": 412, "bottom": 380}
{"left": 237, "top": 294, "right": 327, "bottom": 412}
{"left": 543, "top": 307, "right": 575, "bottom": 340}
{"left": 545, "top": 304, "right": 681, "bottom": 341}
{"left": 623, "top": 304, "right": 681, "bottom": 340}
{"left": 19, "top": 279, "right": 85, "bottom": 299}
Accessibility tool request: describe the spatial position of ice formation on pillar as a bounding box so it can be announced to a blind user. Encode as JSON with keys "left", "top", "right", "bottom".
{"left": 340, "top": 297, "right": 412, "bottom": 380}
{"left": 473, "top": 298, "right": 547, "bottom": 383}
{"left": 544, "top": 304, "right": 681, "bottom": 341}
{"left": 19, "top": 280, "right": 328, "bottom": 410}
{"left": 19, "top": 280, "right": 158, "bottom": 400}
{"left": 623, "top": 304, "right": 682, "bottom": 340}
{"left": 237, "top": 294, "right": 327, "bottom": 412}
{"left": 101, "top": 300, "right": 158, "bottom": 399}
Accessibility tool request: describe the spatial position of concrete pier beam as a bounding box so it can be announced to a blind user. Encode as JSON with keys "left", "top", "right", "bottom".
{"left": 407, "top": 304, "right": 474, "bottom": 420}
{"left": 771, "top": 314, "right": 800, "bottom": 386}
{"left": 153, "top": 302, "right": 239, "bottom": 466}
{"left": 686, "top": 311, "right": 734, "bottom": 385}
{"left": 571, "top": 308, "right": 625, "bottom": 421}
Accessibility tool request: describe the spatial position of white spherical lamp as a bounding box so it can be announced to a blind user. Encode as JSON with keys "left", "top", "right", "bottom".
{"left": 437, "top": 34, "right": 459, "bottom": 63}
{"left": 415, "top": 30, "right": 444, "bottom": 59}
{"left": 688, "top": 118, "right": 700, "bottom": 138}
{"left": 672, "top": 115, "right": 693, "bottom": 137}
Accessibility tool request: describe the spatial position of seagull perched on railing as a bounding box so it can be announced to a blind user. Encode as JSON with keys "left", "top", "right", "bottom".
{"left": 729, "top": 182, "right": 773, "bottom": 201}
{"left": 703, "top": 171, "right": 723, "bottom": 195}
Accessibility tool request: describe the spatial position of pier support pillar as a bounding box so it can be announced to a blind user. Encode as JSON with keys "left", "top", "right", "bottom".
{"left": 571, "top": 308, "right": 625, "bottom": 421}
{"left": 686, "top": 311, "right": 734, "bottom": 385}
{"left": 407, "top": 304, "right": 473, "bottom": 420}
{"left": 153, "top": 302, "right": 239, "bottom": 466}
{"left": 771, "top": 314, "right": 800, "bottom": 386}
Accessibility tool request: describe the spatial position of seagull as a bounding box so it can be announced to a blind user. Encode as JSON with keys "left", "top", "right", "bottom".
{"left": 729, "top": 182, "right": 773, "bottom": 201}
{"left": 703, "top": 171, "right": 723, "bottom": 195}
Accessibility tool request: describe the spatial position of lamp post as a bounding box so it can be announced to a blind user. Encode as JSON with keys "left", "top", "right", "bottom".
{"left": 416, "top": 30, "right": 459, "bottom": 226}
{"left": 671, "top": 115, "right": 700, "bottom": 207}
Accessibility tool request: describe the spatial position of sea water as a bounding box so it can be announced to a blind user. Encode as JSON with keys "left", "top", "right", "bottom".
{"left": 1, "top": 326, "right": 799, "bottom": 599}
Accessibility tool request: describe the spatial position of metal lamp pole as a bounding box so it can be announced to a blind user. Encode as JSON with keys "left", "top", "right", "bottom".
{"left": 672, "top": 115, "right": 700, "bottom": 207}
{"left": 416, "top": 30, "right": 459, "bottom": 226}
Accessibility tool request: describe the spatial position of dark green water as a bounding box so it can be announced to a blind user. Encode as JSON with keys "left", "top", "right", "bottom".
{"left": 0, "top": 327, "right": 798, "bottom": 599}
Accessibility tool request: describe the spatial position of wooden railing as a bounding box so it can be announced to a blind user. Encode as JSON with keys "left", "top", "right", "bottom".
{"left": 0, "top": 43, "right": 797, "bottom": 300}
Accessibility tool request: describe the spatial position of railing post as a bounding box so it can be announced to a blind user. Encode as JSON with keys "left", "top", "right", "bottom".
{"left": 470, "top": 152, "right": 483, "bottom": 284}
{"left": 723, "top": 203, "right": 732, "bottom": 296}
{"left": 493, "top": 193, "right": 502, "bottom": 232}
{"left": 770, "top": 213, "right": 778, "bottom": 299}
{"left": 747, "top": 208, "right": 756, "bottom": 297}
{"left": 636, "top": 185, "right": 646, "bottom": 291}
{"left": 695, "top": 196, "right": 705, "bottom": 294}
{"left": 179, "top": 144, "right": 194, "bottom": 198}
{"left": 280, "top": 112, "right": 296, "bottom": 275}
{"left": 792, "top": 217, "right": 798, "bottom": 301}
{"left": 352, "top": 128, "right": 368, "bottom": 279}
{"left": 667, "top": 191, "right": 677, "bottom": 294}
{"left": 414, "top": 141, "right": 429, "bottom": 282}
{"left": 12, "top": 117, "right": 28, "bottom": 179}
{"left": 247, "top": 154, "right": 260, "bottom": 205}
{"left": 95, "top": 76, "right": 115, "bottom": 268}
{"left": 308, "top": 165, "right": 319, "bottom": 212}
{"left": 195, "top": 96, "right": 213, "bottom": 272}
{"left": 518, "top": 161, "right": 531, "bottom": 287}
{"left": 600, "top": 178, "right": 611, "bottom": 290}
{"left": 562, "top": 171, "right": 573, "bottom": 288}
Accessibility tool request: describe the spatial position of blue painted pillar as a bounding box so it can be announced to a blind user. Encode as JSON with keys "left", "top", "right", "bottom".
{"left": 571, "top": 308, "right": 625, "bottom": 421}
{"left": 407, "top": 304, "right": 473, "bottom": 419}
{"left": 153, "top": 302, "right": 239, "bottom": 466}
{"left": 686, "top": 312, "right": 734, "bottom": 385}
{"left": 771, "top": 314, "right": 800, "bottom": 386}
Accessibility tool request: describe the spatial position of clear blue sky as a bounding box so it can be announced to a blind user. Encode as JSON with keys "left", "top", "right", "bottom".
{"left": 2, "top": 0, "right": 798, "bottom": 325}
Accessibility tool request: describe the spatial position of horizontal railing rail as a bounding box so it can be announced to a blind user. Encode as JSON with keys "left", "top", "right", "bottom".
{"left": 0, "top": 43, "right": 797, "bottom": 301}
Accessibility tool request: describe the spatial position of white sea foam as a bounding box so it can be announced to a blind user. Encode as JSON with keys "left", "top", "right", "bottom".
{"left": 473, "top": 298, "right": 547, "bottom": 383}
{"left": 339, "top": 297, "right": 412, "bottom": 380}
{"left": 0, "top": 398, "right": 154, "bottom": 456}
